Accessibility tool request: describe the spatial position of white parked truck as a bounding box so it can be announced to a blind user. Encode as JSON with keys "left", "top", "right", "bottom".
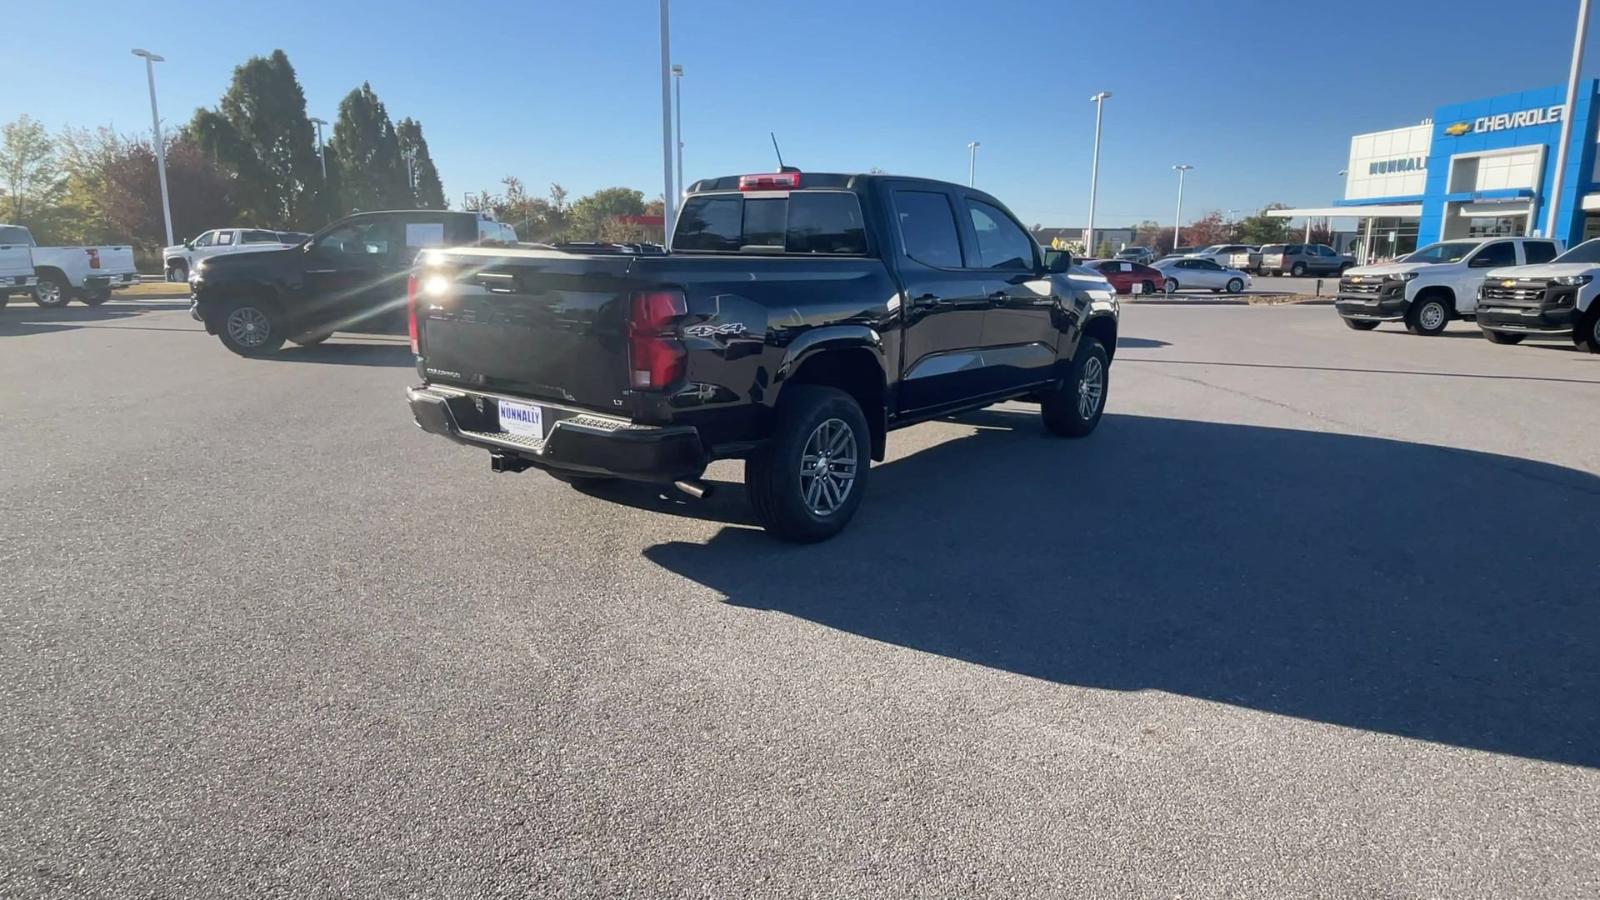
{"left": 1333, "top": 236, "right": 1561, "bottom": 335}
{"left": 0, "top": 224, "right": 139, "bottom": 307}
{"left": 0, "top": 224, "right": 38, "bottom": 307}
{"left": 1477, "top": 237, "right": 1600, "bottom": 351}
{"left": 162, "top": 227, "right": 310, "bottom": 282}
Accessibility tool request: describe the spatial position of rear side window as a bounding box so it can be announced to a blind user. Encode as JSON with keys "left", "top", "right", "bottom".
{"left": 0, "top": 225, "right": 31, "bottom": 245}
{"left": 1472, "top": 241, "right": 1516, "bottom": 268}
{"left": 674, "top": 192, "right": 867, "bottom": 255}
{"left": 891, "top": 190, "right": 964, "bottom": 269}
{"left": 1523, "top": 241, "right": 1558, "bottom": 264}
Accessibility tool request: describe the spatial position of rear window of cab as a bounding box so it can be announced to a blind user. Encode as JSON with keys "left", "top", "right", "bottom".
{"left": 675, "top": 191, "right": 867, "bottom": 255}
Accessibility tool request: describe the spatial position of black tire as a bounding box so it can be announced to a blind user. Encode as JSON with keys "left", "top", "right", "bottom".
{"left": 81, "top": 290, "right": 111, "bottom": 307}
{"left": 1290, "top": 262, "right": 1307, "bottom": 277}
{"left": 1040, "top": 336, "right": 1109, "bottom": 438}
{"left": 1140, "top": 280, "right": 1156, "bottom": 295}
{"left": 1482, "top": 329, "right": 1524, "bottom": 345}
{"left": 1226, "top": 277, "right": 1244, "bottom": 294}
{"left": 745, "top": 385, "right": 870, "bottom": 543}
{"left": 290, "top": 331, "right": 331, "bottom": 347}
{"left": 1164, "top": 277, "right": 1179, "bottom": 293}
{"left": 1579, "top": 307, "right": 1600, "bottom": 353}
{"left": 167, "top": 261, "right": 188, "bottom": 283}
{"left": 34, "top": 273, "right": 71, "bottom": 308}
{"left": 1405, "top": 295, "right": 1450, "bottom": 336}
{"left": 1342, "top": 318, "right": 1380, "bottom": 331}
{"left": 217, "top": 297, "right": 286, "bottom": 356}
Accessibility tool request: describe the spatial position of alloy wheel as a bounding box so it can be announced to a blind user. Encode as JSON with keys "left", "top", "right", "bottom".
{"left": 798, "top": 417, "right": 858, "bottom": 517}
{"left": 1419, "top": 301, "right": 1446, "bottom": 331}
{"left": 36, "top": 280, "right": 62, "bottom": 306}
{"left": 225, "top": 306, "right": 272, "bottom": 348}
{"left": 1078, "top": 356, "right": 1105, "bottom": 420}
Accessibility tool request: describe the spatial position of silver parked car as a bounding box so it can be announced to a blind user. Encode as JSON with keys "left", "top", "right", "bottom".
{"left": 1259, "top": 243, "right": 1353, "bottom": 277}
{"left": 1152, "top": 256, "right": 1253, "bottom": 294}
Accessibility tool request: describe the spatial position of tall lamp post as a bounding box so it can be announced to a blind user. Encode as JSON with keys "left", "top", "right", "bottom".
{"left": 671, "top": 64, "right": 685, "bottom": 197}
{"left": 967, "top": 141, "right": 980, "bottom": 187}
{"left": 1086, "top": 91, "right": 1111, "bottom": 257}
{"left": 1546, "top": 0, "right": 1591, "bottom": 239}
{"left": 132, "top": 49, "right": 174, "bottom": 248}
{"left": 659, "top": 0, "right": 676, "bottom": 241}
{"left": 1172, "top": 164, "right": 1193, "bottom": 251}
{"left": 309, "top": 117, "right": 328, "bottom": 180}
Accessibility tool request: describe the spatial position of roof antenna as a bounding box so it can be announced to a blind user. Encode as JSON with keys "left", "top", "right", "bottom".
{"left": 770, "top": 132, "right": 799, "bottom": 173}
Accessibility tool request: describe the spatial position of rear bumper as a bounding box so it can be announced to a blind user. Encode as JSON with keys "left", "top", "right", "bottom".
{"left": 3, "top": 275, "right": 36, "bottom": 292}
{"left": 83, "top": 273, "right": 139, "bottom": 290}
{"left": 407, "top": 384, "right": 709, "bottom": 482}
{"left": 1476, "top": 303, "right": 1580, "bottom": 334}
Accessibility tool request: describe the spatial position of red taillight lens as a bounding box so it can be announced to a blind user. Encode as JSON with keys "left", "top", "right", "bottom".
{"left": 406, "top": 273, "right": 419, "bottom": 354}
{"left": 738, "top": 172, "right": 800, "bottom": 191}
{"left": 628, "top": 290, "right": 687, "bottom": 390}
{"left": 86, "top": 248, "right": 101, "bottom": 269}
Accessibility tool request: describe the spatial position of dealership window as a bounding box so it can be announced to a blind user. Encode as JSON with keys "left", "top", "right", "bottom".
{"left": 1466, "top": 216, "right": 1525, "bottom": 238}
{"left": 1362, "top": 217, "right": 1419, "bottom": 263}
{"left": 1584, "top": 214, "right": 1600, "bottom": 243}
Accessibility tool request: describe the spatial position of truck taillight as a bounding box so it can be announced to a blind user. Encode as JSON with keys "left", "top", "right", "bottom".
{"left": 86, "top": 248, "right": 101, "bottom": 269}
{"left": 628, "top": 290, "right": 687, "bottom": 390}
{"left": 406, "top": 273, "right": 419, "bottom": 354}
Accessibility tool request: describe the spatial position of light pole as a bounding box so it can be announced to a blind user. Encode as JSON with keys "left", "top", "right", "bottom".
{"left": 1172, "top": 164, "right": 1193, "bottom": 251}
{"left": 1086, "top": 91, "right": 1111, "bottom": 257}
{"left": 1546, "top": 0, "right": 1591, "bottom": 239}
{"left": 967, "top": 141, "right": 980, "bottom": 187}
{"left": 132, "top": 49, "right": 173, "bottom": 248}
{"left": 309, "top": 117, "right": 328, "bottom": 180}
{"left": 402, "top": 148, "right": 417, "bottom": 195}
{"left": 659, "top": 0, "right": 676, "bottom": 241}
{"left": 671, "top": 64, "right": 685, "bottom": 197}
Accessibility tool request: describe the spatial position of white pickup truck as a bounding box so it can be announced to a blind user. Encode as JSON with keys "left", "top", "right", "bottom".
{"left": 1333, "top": 236, "right": 1562, "bottom": 335}
{"left": 0, "top": 224, "right": 139, "bottom": 307}
{"left": 1477, "top": 237, "right": 1600, "bottom": 351}
{"left": 163, "top": 227, "right": 309, "bottom": 282}
{"left": 0, "top": 224, "right": 38, "bottom": 307}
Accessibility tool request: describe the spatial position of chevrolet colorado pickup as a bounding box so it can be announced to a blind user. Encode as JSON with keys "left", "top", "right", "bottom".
{"left": 1335, "top": 236, "right": 1561, "bottom": 335}
{"left": 1477, "top": 237, "right": 1600, "bottom": 351}
{"left": 189, "top": 209, "right": 517, "bottom": 355}
{"left": 405, "top": 171, "right": 1120, "bottom": 542}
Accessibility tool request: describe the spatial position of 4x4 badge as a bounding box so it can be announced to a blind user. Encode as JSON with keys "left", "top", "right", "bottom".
{"left": 684, "top": 322, "right": 747, "bottom": 338}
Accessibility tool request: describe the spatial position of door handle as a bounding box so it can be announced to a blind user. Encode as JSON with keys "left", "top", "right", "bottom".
{"left": 989, "top": 291, "right": 1009, "bottom": 305}
{"left": 910, "top": 293, "right": 943, "bottom": 309}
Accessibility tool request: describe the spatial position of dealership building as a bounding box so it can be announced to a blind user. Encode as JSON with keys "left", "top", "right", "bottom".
{"left": 1273, "top": 80, "right": 1600, "bottom": 263}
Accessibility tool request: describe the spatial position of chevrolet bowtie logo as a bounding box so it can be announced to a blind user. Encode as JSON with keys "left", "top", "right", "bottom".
{"left": 1444, "top": 121, "right": 1472, "bottom": 137}
{"left": 1502, "top": 279, "right": 1517, "bottom": 287}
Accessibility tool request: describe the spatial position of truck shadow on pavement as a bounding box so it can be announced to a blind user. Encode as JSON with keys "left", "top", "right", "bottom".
{"left": 267, "top": 341, "right": 416, "bottom": 368}
{"left": 0, "top": 302, "right": 170, "bottom": 337}
{"left": 642, "top": 410, "right": 1600, "bottom": 768}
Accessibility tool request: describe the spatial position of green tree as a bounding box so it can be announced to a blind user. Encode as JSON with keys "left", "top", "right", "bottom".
{"left": 328, "top": 83, "right": 410, "bottom": 214}
{"left": 395, "top": 117, "right": 445, "bottom": 209}
{"left": 566, "top": 187, "right": 646, "bottom": 241}
{"left": 1236, "top": 203, "right": 1293, "bottom": 245}
{"left": 189, "top": 50, "right": 324, "bottom": 229}
{"left": 0, "top": 115, "right": 64, "bottom": 224}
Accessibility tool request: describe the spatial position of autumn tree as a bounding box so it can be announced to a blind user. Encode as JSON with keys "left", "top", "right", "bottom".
{"left": 0, "top": 115, "right": 64, "bottom": 224}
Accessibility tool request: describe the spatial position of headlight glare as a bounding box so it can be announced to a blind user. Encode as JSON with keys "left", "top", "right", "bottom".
{"left": 1551, "top": 274, "right": 1592, "bottom": 286}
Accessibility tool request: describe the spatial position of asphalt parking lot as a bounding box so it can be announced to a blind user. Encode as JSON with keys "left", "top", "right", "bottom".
{"left": 3, "top": 298, "right": 1598, "bottom": 898}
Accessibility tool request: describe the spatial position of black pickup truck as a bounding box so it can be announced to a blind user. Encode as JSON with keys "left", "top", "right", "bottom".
{"left": 189, "top": 209, "right": 518, "bottom": 355}
{"left": 406, "top": 171, "right": 1120, "bottom": 541}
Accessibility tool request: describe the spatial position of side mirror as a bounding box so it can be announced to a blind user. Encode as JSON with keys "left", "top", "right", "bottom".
{"left": 183, "top": 239, "right": 194, "bottom": 249}
{"left": 1043, "top": 249, "right": 1074, "bottom": 274}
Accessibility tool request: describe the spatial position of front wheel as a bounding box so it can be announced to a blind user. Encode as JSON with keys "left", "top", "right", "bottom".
{"left": 166, "top": 262, "right": 188, "bottom": 283}
{"left": 218, "top": 299, "right": 286, "bottom": 356}
{"left": 1405, "top": 296, "right": 1450, "bottom": 336}
{"left": 1226, "top": 277, "right": 1244, "bottom": 294}
{"left": 1040, "top": 336, "right": 1109, "bottom": 438}
{"left": 745, "top": 385, "right": 870, "bottom": 543}
{"left": 1579, "top": 308, "right": 1600, "bottom": 353}
{"left": 1342, "top": 318, "right": 1380, "bottom": 331}
{"left": 1290, "top": 262, "right": 1307, "bottom": 277}
{"left": 1482, "top": 329, "right": 1525, "bottom": 345}
{"left": 34, "top": 274, "right": 70, "bottom": 308}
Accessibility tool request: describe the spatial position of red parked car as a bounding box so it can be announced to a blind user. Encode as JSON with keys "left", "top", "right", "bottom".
{"left": 1090, "top": 259, "right": 1164, "bottom": 295}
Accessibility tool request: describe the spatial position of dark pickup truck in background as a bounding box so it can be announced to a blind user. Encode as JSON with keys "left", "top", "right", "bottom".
{"left": 190, "top": 209, "right": 518, "bottom": 355}
{"left": 406, "top": 171, "right": 1120, "bottom": 541}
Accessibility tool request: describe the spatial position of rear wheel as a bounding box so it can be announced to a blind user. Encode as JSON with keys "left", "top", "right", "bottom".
{"left": 290, "top": 331, "right": 331, "bottom": 347}
{"left": 1482, "top": 329, "right": 1524, "bottom": 345}
{"left": 34, "top": 274, "right": 70, "bottom": 308}
{"left": 218, "top": 298, "right": 286, "bottom": 356}
{"left": 745, "top": 385, "right": 869, "bottom": 543}
{"left": 1342, "top": 318, "right": 1380, "bottom": 331}
{"left": 1140, "top": 280, "right": 1156, "bottom": 295}
{"left": 81, "top": 289, "right": 111, "bottom": 307}
{"left": 1040, "top": 336, "right": 1109, "bottom": 438}
{"left": 1405, "top": 295, "right": 1450, "bottom": 336}
{"left": 1163, "top": 277, "right": 1179, "bottom": 293}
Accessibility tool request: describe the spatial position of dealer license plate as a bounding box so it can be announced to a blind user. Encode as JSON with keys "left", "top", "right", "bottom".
{"left": 497, "top": 399, "right": 544, "bottom": 438}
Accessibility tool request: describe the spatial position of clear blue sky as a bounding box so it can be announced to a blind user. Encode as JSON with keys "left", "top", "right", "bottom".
{"left": 8, "top": 0, "right": 1600, "bottom": 228}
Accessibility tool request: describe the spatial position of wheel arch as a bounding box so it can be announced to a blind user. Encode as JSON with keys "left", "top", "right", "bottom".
{"left": 775, "top": 327, "right": 888, "bottom": 461}
{"left": 1080, "top": 313, "right": 1119, "bottom": 361}
{"left": 1412, "top": 284, "right": 1457, "bottom": 312}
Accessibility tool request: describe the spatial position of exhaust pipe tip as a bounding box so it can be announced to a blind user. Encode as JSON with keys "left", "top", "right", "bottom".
{"left": 673, "top": 479, "right": 713, "bottom": 500}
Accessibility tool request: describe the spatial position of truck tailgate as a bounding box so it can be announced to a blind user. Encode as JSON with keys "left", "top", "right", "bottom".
{"left": 89, "top": 246, "right": 137, "bottom": 275}
{"left": 419, "top": 249, "right": 642, "bottom": 411}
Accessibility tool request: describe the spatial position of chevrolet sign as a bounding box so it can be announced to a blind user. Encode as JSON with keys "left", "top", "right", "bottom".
{"left": 1445, "top": 105, "right": 1564, "bottom": 137}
